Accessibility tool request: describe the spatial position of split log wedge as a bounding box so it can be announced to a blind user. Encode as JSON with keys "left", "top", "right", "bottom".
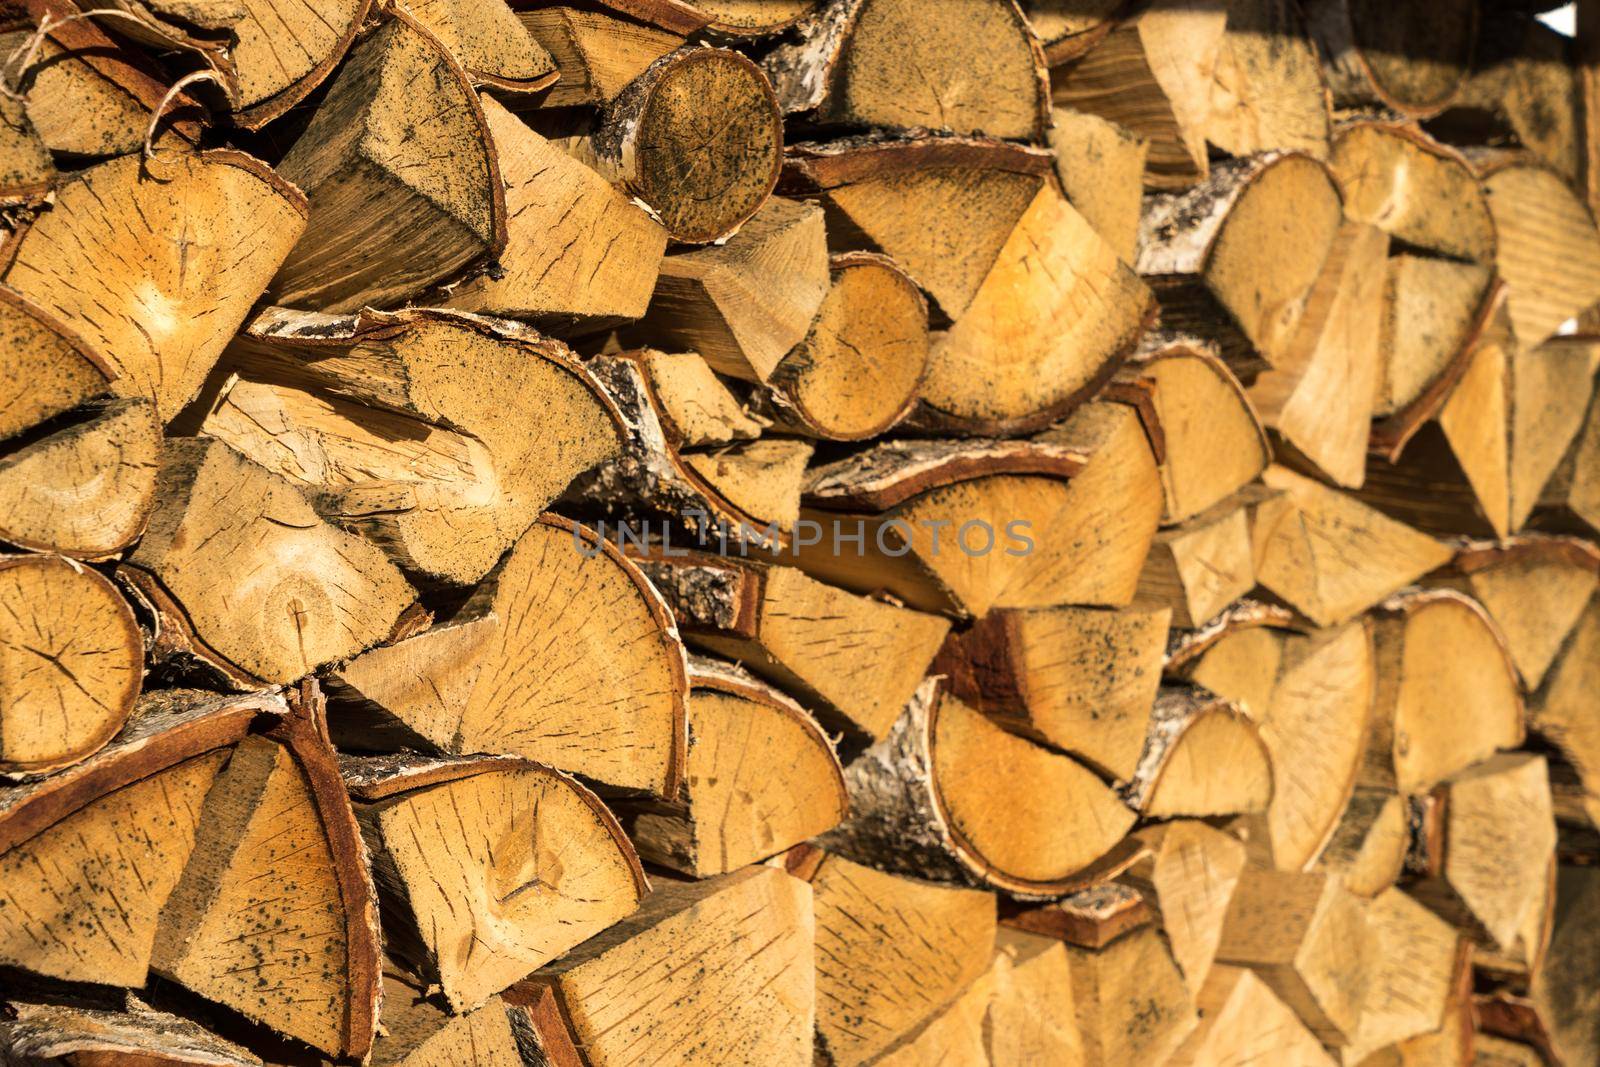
{"left": 1314, "top": 787, "right": 1409, "bottom": 899}
{"left": 1329, "top": 122, "right": 1496, "bottom": 263}
{"left": 1048, "top": 108, "right": 1147, "bottom": 262}
{"left": 1120, "top": 686, "right": 1273, "bottom": 819}
{"left": 369, "top": 970, "right": 521, "bottom": 1067}
{"left": 516, "top": 5, "right": 682, "bottom": 107}
{"left": 1116, "top": 820, "right": 1248, "bottom": 997}
{"left": 0, "top": 288, "right": 111, "bottom": 444}
{"left": 1528, "top": 596, "right": 1600, "bottom": 827}
{"left": 1168, "top": 965, "right": 1334, "bottom": 1066}
{"left": 985, "top": 927, "right": 1084, "bottom": 1066}
{"left": 1342, "top": 887, "right": 1464, "bottom": 1064}
{"left": 401, "top": 0, "right": 558, "bottom": 92}
{"left": 1135, "top": 491, "right": 1257, "bottom": 626}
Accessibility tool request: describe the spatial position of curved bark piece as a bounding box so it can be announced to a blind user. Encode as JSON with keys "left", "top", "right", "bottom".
{"left": 1215, "top": 867, "right": 1375, "bottom": 1047}
{"left": 0, "top": 398, "right": 157, "bottom": 559}
{"left": 1343, "top": 887, "right": 1465, "bottom": 1064}
{"left": 762, "top": 0, "right": 1048, "bottom": 141}
{"left": 151, "top": 692, "right": 382, "bottom": 1062}
{"left": 206, "top": 307, "right": 622, "bottom": 586}
{"left": 516, "top": 5, "right": 684, "bottom": 107}
{"left": 0, "top": 689, "right": 280, "bottom": 988}
{"left": 347, "top": 753, "right": 647, "bottom": 1013}
{"left": 1127, "top": 338, "right": 1269, "bottom": 524}
{"left": 780, "top": 135, "right": 1054, "bottom": 321}
{"left": 933, "top": 603, "right": 1169, "bottom": 781}
{"left": 1527, "top": 597, "right": 1600, "bottom": 830}
{"left": 819, "top": 678, "right": 1138, "bottom": 898}
{"left": 272, "top": 12, "right": 504, "bottom": 312}
{"left": 756, "top": 252, "right": 928, "bottom": 440}
{"left": 1313, "top": 787, "right": 1408, "bottom": 899}
{"left": 1330, "top": 122, "right": 1496, "bottom": 263}
{"left": 1361, "top": 590, "right": 1524, "bottom": 795}
{"left": 687, "top": 0, "right": 817, "bottom": 34}
{"left": 1117, "top": 820, "right": 1247, "bottom": 997}
{"left": 631, "top": 549, "right": 947, "bottom": 745}
{"left": 1120, "top": 686, "right": 1272, "bottom": 819}
{"left": 1169, "top": 965, "right": 1334, "bottom": 1067}
{"left": 1135, "top": 493, "right": 1256, "bottom": 627}
{"left": 0, "top": 996, "right": 261, "bottom": 1066}
{"left": 0, "top": 288, "right": 111, "bottom": 445}
{"left": 795, "top": 847, "right": 995, "bottom": 1067}
{"left": 593, "top": 46, "right": 781, "bottom": 243}
{"left": 623, "top": 656, "right": 847, "bottom": 876}
{"left": 1202, "top": 0, "right": 1331, "bottom": 163}
{"left": 402, "top": 0, "right": 557, "bottom": 91}
{"left": 1138, "top": 153, "right": 1345, "bottom": 379}
{"left": 512, "top": 866, "right": 814, "bottom": 1066}
{"left": 0, "top": 554, "right": 142, "bottom": 776}
{"left": 442, "top": 98, "right": 665, "bottom": 327}
{"left": 3, "top": 150, "right": 306, "bottom": 425}
{"left": 1023, "top": 0, "right": 1120, "bottom": 64}
{"left": 331, "top": 516, "right": 686, "bottom": 797}
{"left": 1304, "top": 0, "right": 1477, "bottom": 118}
{"left": 793, "top": 400, "right": 1163, "bottom": 618}
{"left": 638, "top": 196, "right": 829, "bottom": 383}
{"left": 918, "top": 183, "right": 1153, "bottom": 435}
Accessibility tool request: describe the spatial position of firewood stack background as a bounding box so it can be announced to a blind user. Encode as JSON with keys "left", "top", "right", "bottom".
{"left": 3, "top": 0, "right": 1600, "bottom": 1062}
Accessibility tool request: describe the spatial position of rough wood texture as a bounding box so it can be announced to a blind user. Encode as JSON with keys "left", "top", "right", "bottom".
{"left": 1118, "top": 820, "right": 1247, "bottom": 997}
{"left": 1135, "top": 492, "right": 1256, "bottom": 626}
{"left": 1120, "top": 685, "right": 1273, "bottom": 820}
{"left": 1478, "top": 157, "right": 1600, "bottom": 349}
{"left": 0, "top": 996, "right": 262, "bottom": 1066}
{"left": 0, "top": 289, "right": 112, "bottom": 444}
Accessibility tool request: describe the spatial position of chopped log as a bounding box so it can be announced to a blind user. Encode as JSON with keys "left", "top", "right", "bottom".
{"left": 1528, "top": 597, "right": 1600, "bottom": 828}
{"left": 1303, "top": 0, "right": 1478, "bottom": 118}
{"left": 794, "top": 400, "right": 1163, "bottom": 617}
{"left": 916, "top": 183, "right": 1154, "bottom": 435}
{"left": 817, "top": 677, "right": 1138, "bottom": 898}
{"left": 1120, "top": 686, "right": 1273, "bottom": 819}
{"left": 0, "top": 289, "right": 111, "bottom": 444}
{"left": 328, "top": 516, "right": 687, "bottom": 797}
{"left": 1126, "top": 337, "right": 1270, "bottom": 523}
{"left": 931, "top": 602, "right": 1169, "bottom": 780}
{"left": 630, "top": 549, "right": 948, "bottom": 744}
{"left": 370, "top": 970, "right": 522, "bottom": 1067}
{"left": 1329, "top": 122, "right": 1496, "bottom": 263}
{"left": 0, "top": 22, "right": 147, "bottom": 159}
{"left": 441, "top": 97, "right": 666, "bottom": 326}
{"left": 1408, "top": 753, "right": 1557, "bottom": 952}
{"left": 1048, "top": 108, "right": 1148, "bottom": 262}
{"left": 125, "top": 438, "right": 414, "bottom": 685}
{"left": 0, "top": 690, "right": 278, "bottom": 986}
{"left": 756, "top": 252, "right": 929, "bottom": 441}
{"left": 1215, "top": 867, "right": 1375, "bottom": 1046}
{"left": 205, "top": 307, "right": 623, "bottom": 585}
{"left": 0, "top": 96, "right": 52, "bottom": 208}
{"left": 346, "top": 753, "right": 647, "bottom": 1012}
{"left": 635, "top": 196, "right": 828, "bottom": 383}
{"left": 0, "top": 996, "right": 262, "bottom": 1066}
{"left": 1342, "top": 888, "right": 1465, "bottom": 1063}
{"left": 1006, "top": 883, "right": 1152, "bottom": 951}
{"left": 592, "top": 46, "right": 782, "bottom": 244}
{"left": 1203, "top": 0, "right": 1331, "bottom": 162}
{"left": 1173, "top": 616, "right": 1375, "bottom": 870}
{"left": 779, "top": 135, "right": 1054, "bottom": 318}
{"left": 271, "top": 13, "right": 504, "bottom": 312}
{"left": 0, "top": 554, "right": 142, "bottom": 776}
{"left": 1134, "top": 492, "right": 1256, "bottom": 627}
{"left": 1476, "top": 155, "right": 1600, "bottom": 349}
{"left": 1522, "top": 866, "right": 1600, "bottom": 1065}
{"left": 1117, "top": 820, "right": 1248, "bottom": 996}
{"left": 150, "top": 687, "right": 382, "bottom": 1062}
{"left": 1361, "top": 590, "right": 1524, "bottom": 795}
{"left": 621, "top": 656, "right": 847, "bottom": 876}
{"left": 1430, "top": 537, "right": 1600, "bottom": 690}
{"left": 680, "top": 440, "right": 816, "bottom": 530}
{"left": 1382, "top": 938, "right": 1476, "bottom": 1066}
{"left": 1373, "top": 257, "right": 1499, "bottom": 425}
{"left": 0, "top": 397, "right": 157, "bottom": 558}
{"left": 1049, "top": 3, "right": 1226, "bottom": 190}
{"left": 516, "top": 5, "right": 683, "bottom": 107}
{"left": 402, "top": 0, "right": 558, "bottom": 92}
{"left": 1251, "top": 221, "right": 1388, "bottom": 487}
{"left": 1251, "top": 465, "right": 1453, "bottom": 627}
{"left": 628, "top": 349, "right": 762, "bottom": 447}
{"left": 872, "top": 966, "right": 993, "bottom": 1067}
{"left": 1051, "top": 922, "right": 1198, "bottom": 1067}
{"left": 1168, "top": 965, "right": 1334, "bottom": 1067}
{"left": 985, "top": 927, "right": 1084, "bottom": 1067}
{"left": 2, "top": 150, "right": 306, "bottom": 425}
{"left": 1314, "top": 787, "right": 1409, "bottom": 899}
{"left": 797, "top": 847, "right": 995, "bottom": 1066}
{"left": 1537, "top": 359, "right": 1600, "bottom": 536}
{"left": 1137, "top": 153, "right": 1345, "bottom": 378}
{"left": 762, "top": 0, "right": 1049, "bottom": 141}
{"left": 512, "top": 866, "right": 814, "bottom": 1066}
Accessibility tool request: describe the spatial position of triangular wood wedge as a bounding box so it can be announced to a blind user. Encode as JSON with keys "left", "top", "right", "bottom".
{"left": 786, "top": 845, "right": 995, "bottom": 1067}
{"left": 1342, "top": 888, "right": 1465, "bottom": 1064}
{"left": 345, "top": 753, "right": 647, "bottom": 1012}
{"left": 1202, "top": 0, "right": 1331, "bottom": 163}
{"left": 401, "top": 0, "right": 558, "bottom": 91}
{"left": 0, "top": 554, "right": 142, "bottom": 776}
{"left": 0, "top": 288, "right": 111, "bottom": 443}
{"left": 1313, "top": 787, "right": 1410, "bottom": 899}
{"left": 1135, "top": 491, "right": 1257, "bottom": 626}
{"left": 1023, "top": 0, "right": 1119, "bottom": 63}
{"left": 1251, "top": 465, "right": 1452, "bottom": 627}
{"left": 1048, "top": 108, "right": 1147, "bottom": 262}
{"left": 125, "top": 437, "right": 415, "bottom": 685}
{"left": 1537, "top": 358, "right": 1600, "bottom": 536}
{"left": 626, "top": 549, "right": 948, "bottom": 745}
{"left": 271, "top": 13, "right": 505, "bottom": 312}
{"left": 795, "top": 401, "right": 1163, "bottom": 617}
{"left": 1329, "top": 122, "right": 1496, "bottom": 263}
{"left": 1117, "top": 820, "right": 1247, "bottom": 997}
{"left": 985, "top": 927, "right": 1085, "bottom": 1067}
{"left": 0, "top": 689, "right": 279, "bottom": 986}
{"left": 620, "top": 656, "right": 846, "bottom": 876}
{"left": 509, "top": 866, "right": 814, "bottom": 1067}
{"left": 1360, "top": 590, "right": 1524, "bottom": 795}
{"left": 932, "top": 602, "right": 1170, "bottom": 781}
{"left": 1138, "top": 153, "right": 1345, "bottom": 379}
{"left": 762, "top": 0, "right": 1048, "bottom": 141}
{"left": 1304, "top": 0, "right": 1477, "bottom": 118}
{"left": 0, "top": 398, "right": 158, "bottom": 558}
{"left": 818, "top": 677, "right": 1138, "bottom": 898}
{"left": 327, "top": 516, "right": 686, "bottom": 797}
{"left": 1120, "top": 685, "right": 1272, "bottom": 819}
{"left": 1168, "top": 964, "right": 1334, "bottom": 1066}
{"left": 873, "top": 968, "right": 994, "bottom": 1066}
{"left": 151, "top": 690, "right": 381, "bottom": 1061}
{"left": 1526, "top": 595, "right": 1600, "bottom": 829}
{"left": 626, "top": 349, "right": 762, "bottom": 448}
{"left": 2, "top": 150, "right": 306, "bottom": 424}
{"left": 207, "top": 307, "right": 622, "bottom": 585}
{"left": 517, "top": 5, "right": 684, "bottom": 107}
{"left": 1372, "top": 256, "right": 1498, "bottom": 423}
{"left": 368, "top": 970, "right": 521, "bottom": 1067}
{"left": 0, "top": 95, "right": 52, "bottom": 208}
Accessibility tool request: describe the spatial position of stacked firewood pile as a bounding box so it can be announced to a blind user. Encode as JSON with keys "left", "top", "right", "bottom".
{"left": 2, "top": 0, "right": 1600, "bottom": 1062}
